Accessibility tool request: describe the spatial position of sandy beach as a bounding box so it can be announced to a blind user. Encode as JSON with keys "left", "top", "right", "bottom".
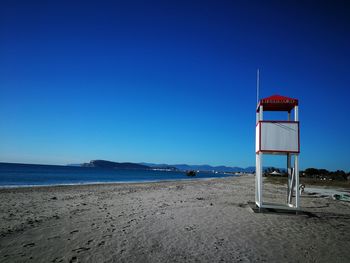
{"left": 0, "top": 175, "right": 350, "bottom": 262}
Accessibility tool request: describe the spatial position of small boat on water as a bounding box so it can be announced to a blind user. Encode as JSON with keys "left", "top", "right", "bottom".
{"left": 186, "top": 170, "right": 196, "bottom": 177}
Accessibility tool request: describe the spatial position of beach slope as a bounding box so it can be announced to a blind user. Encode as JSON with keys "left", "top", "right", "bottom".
{"left": 0, "top": 176, "right": 349, "bottom": 262}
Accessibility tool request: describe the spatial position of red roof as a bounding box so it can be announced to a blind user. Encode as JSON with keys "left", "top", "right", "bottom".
{"left": 257, "top": 94, "right": 298, "bottom": 112}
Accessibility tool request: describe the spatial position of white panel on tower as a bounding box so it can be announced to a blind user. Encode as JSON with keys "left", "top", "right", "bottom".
{"left": 258, "top": 121, "right": 299, "bottom": 153}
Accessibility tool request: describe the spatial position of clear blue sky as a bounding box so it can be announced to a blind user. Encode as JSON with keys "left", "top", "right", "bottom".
{"left": 0, "top": 0, "right": 349, "bottom": 171}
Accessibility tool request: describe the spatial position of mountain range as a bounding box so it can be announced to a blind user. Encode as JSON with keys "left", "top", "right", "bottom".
{"left": 72, "top": 160, "right": 256, "bottom": 173}
{"left": 140, "top": 162, "right": 256, "bottom": 173}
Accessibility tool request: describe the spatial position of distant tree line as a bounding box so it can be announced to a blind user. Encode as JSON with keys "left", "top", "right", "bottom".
{"left": 301, "top": 168, "right": 349, "bottom": 181}
{"left": 263, "top": 167, "right": 350, "bottom": 181}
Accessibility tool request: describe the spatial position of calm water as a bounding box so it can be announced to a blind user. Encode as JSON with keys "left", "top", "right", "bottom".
{"left": 0, "top": 163, "right": 236, "bottom": 188}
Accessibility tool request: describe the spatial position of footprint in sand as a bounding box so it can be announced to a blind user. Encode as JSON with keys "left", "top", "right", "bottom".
{"left": 48, "top": 235, "right": 60, "bottom": 240}
{"left": 185, "top": 226, "right": 196, "bottom": 231}
{"left": 69, "top": 256, "right": 77, "bottom": 263}
{"left": 72, "top": 247, "right": 90, "bottom": 253}
{"left": 238, "top": 203, "right": 248, "bottom": 208}
{"left": 98, "top": 241, "right": 105, "bottom": 247}
{"left": 23, "top": 242, "right": 35, "bottom": 248}
{"left": 51, "top": 257, "right": 64, "bottom": 262}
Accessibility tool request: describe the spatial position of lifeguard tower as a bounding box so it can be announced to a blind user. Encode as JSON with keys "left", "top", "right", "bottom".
{"left": 255, "top": 94, "right": 300, "bottom": 210}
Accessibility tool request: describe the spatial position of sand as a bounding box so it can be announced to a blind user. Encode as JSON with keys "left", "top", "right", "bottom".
{"left": 0, "top": 175, "right": 350, "bottom": 262}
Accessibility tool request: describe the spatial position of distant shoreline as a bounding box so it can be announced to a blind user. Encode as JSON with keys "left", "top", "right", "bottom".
{"left": 0, "top": 162, "right": 242, "bottom": 189}
{"left": 0, "top": 176, "right": 233, "bottom": 190}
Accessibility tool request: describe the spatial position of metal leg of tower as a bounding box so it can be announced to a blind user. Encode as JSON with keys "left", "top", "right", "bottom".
{"left": 287, "top": 168, "right": 292, "bottom": 204}
{"left": 287, "top": 154, "right": 291, "bottom": 204}
{"left": 295, "top": 155, "right": 300, "bottom": 209}
{"left": 288, "top": 168, "right": 295, "bottom": 205}
{"left": 255, "top": 154, "right": 258, "bottom": 205}
{"left": 255, "top": 153, "right": 262, "bottom": 207}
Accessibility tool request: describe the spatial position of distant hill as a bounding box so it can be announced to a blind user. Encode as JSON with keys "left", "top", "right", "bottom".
{"left": 70, "top": 161, "right": 282, "bottom": 173}
{"left": 141, "top": 162, "right": 256, "bottom": 173}
{"left": 82, "top": 160, "right": 150, "bottom": 170}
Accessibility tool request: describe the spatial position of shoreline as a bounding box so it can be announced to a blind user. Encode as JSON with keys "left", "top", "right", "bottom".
{"left": 0, "top": 175, "right": 240, "bottom": 190}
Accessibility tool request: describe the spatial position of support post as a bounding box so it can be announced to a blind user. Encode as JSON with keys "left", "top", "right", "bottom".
{"left": 255, "top": 107, "right": 259, "bottom": 205}
{"left": 295, "top": 155, "right": 300, "bottom": 209}
{"left": 259, "top": 153, "right": 262, "bottom": 207}
{"left": 256, "top": 153, "right": 262, "bottom": 207}
{"left": 287, "top": 154, "right": 291, "bottom": 204}
{"left": 294, "top": 105, "right": 300, "bottom": 209}
{"left": 255, "top": 156, "right": 258, "bottom": 204}
{"left": 294, "top": 106, "right": 298, "bottom": 121}
{"left": 255, "top": 154, "right": 259, "bottom": 205}
{"left": 288, "top": 167, "right": 295, "bottom": 205}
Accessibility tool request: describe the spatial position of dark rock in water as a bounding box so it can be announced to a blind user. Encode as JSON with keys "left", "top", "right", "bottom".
{"left": 186, "top": 170, "right": 196, "bottom": 177}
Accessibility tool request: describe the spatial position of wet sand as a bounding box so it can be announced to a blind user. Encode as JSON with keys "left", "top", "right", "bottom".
{"left": 0, "top": 176, "right": 350, "bottom": 262}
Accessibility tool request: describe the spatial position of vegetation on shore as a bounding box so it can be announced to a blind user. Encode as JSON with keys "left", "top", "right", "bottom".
{"left": 264, "top": 167, "right": 350, "bottom": 187}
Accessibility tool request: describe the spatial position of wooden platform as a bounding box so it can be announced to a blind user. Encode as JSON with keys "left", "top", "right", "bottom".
{"left": 248, "top": 202, "right": 310, "bottom": 216}
{"left": 257, "top": 201, "right": 299, "bottom": 211}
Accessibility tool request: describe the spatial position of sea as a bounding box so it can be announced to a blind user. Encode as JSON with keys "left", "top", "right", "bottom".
{"left": 0, "top": 162, "right": 237, "bottom": 188}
